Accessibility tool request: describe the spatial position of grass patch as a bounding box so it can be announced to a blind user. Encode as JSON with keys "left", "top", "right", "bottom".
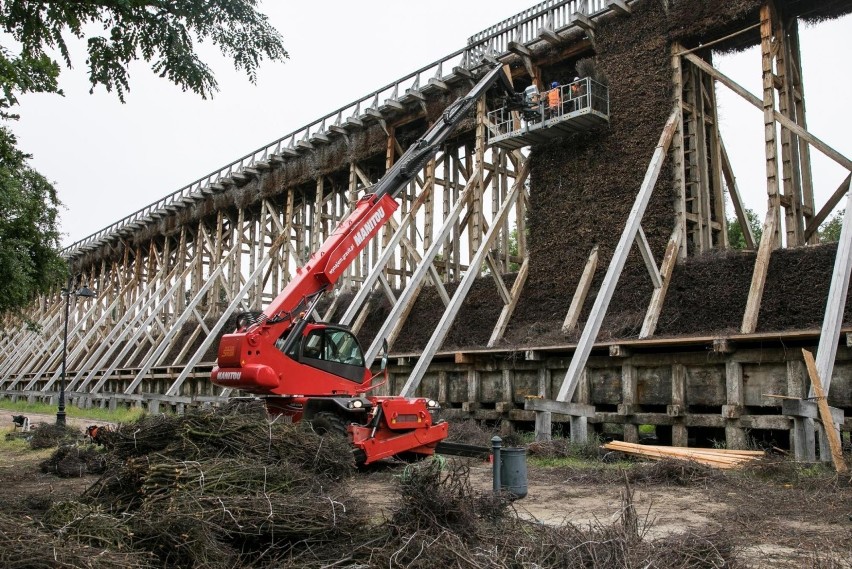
{"left": 529, "top": 455, "right": 633, "bottom": 469}
{"left": 0, "top": 429, "right": 31, "bottom": 452}
{"left": 0, "top": 399, "right": 145, "bottom": 424}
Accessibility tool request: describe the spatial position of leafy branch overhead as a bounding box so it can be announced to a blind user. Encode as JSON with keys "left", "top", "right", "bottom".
{"left": 0, "top": 1, "right": 287, "bottom": 316}
{"left": 0, "top": 0, "right": 288, "bottom": 102}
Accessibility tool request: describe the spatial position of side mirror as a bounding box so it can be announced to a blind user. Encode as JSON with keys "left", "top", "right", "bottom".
{"left": 380, "top": 339, "right": 389, "bottom": 371}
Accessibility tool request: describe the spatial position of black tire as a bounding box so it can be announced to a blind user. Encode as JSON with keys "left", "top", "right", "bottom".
{"left": 305, "top": 412, "right": 366, "bottom": 467}
{"left": 307, "top": 411, "right": 349, "bottom": 438}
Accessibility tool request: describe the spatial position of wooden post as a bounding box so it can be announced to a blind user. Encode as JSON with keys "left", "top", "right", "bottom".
{"left": 760, "top": 4, "right": 782, "bottom": 247}
{"left": 488, "top": 257, "right": 529, "bottom": 347}
{"left": 671, "top": 364, "right": 688, "bottom": 447}
{"left": 533, "top": 366, "right": 554, "bottom": 441}
{"left": 640, "top": 226, "right": 682, "bottom": 338}
{"left": 472, "top": 97, "right": 486, "bottom": 255}
{"left": 672, "top": 43, "right": 688, "bottom": 260}
{"left": 741, "top": 208, "right": 778, "bottom": 334}
{"left": 725, "top": 361, "right": 747, "bottom": 449}
{"left": 399, "top": 162, "right": 530, "bottom": 397}
{"left": 788, "top": 20, "right": 816, "bottom": 243}
{"left": 571, "top": 368, "right": 590, "bottom": 443}
{"left": 622, "top": 364, "right": 638, "bottom": 443}
{"left": 802, "top": 349, "right": 848, "bottom": 472}
{"left": 562, "top": 245, "right": 599, "bottom": 334}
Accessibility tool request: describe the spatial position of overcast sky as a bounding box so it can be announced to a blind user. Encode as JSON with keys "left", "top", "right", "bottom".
{"left": 9, "top": 2, "right": 850, "bottom": 247}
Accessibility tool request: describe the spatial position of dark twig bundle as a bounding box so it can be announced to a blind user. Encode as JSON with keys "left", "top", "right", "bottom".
{"left": 40, "top": 445, "right": 108, "bottom": 477}
{"left": 28, "top": 422, "right": 79, "bottom": 449}
{"left": 0, "top": 512, "right": 156, "bottom": 569}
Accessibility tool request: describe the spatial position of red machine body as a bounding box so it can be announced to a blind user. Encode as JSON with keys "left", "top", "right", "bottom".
{"left": 212, "top": 64, "right": 515, "bottom": 465}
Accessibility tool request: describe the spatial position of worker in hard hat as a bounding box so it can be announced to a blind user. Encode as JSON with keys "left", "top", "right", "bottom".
{"left": 569, "top": 76, "right": 585, "bottom": 112}
{"left": 545, "top": 80, "right": 561, "bottom": 119}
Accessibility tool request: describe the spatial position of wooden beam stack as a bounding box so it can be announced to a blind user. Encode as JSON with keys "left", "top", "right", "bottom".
{"left": 603, "top": 441, "right": 765, "bottom": 469}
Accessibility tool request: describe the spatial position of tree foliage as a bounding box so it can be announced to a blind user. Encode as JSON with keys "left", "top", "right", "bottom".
{"left": 727, "top": 209, "right": 763, "bottom": 250}
{"left": 819, "top": 209, "right": 845, "bottom": 243}
{"left": 0, "top": 127, "right": 65, "bottom": 313}
{"left": 0, "top": 0, "right": 288, "bottom": 102}
{"left": 0, "top": 1, "right": 287, "bottom": 314}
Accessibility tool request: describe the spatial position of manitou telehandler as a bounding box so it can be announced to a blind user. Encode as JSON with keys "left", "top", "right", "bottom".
{"left": 212, "top": 63, "right": 519, "bottom": 465}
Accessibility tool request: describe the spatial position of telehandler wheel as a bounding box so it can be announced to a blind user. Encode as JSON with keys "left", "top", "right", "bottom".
{"left": 305, "top": 412, "right": 366, "bottom": 467}
{"left": 307, "top": 411, "right": 349, "bottom": 438}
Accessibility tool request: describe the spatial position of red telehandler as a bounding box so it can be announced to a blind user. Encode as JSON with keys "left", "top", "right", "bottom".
{"left": 212, "top": 63, "right": 518, "bottom": 465}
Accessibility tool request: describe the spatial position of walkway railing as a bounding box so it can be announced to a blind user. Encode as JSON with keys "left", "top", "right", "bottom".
{"left": 62, "top": 0, "right": 618, "bottom": 258}
{"left": 466, "top": 0, "right": 606, "bottom": 58}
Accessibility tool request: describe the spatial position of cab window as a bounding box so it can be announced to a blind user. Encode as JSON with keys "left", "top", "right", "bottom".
{"left": 302, "top": 329, "right": 364, "bottom": 367}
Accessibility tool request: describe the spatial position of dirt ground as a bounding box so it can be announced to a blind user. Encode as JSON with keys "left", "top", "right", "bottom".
{"left": 3, "top": 412, "right": 851, "bottom": 568}
{"left": 349, "top": 457, "right": 852, "bottom": 568}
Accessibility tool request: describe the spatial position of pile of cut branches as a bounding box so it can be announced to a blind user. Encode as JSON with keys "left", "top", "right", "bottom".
{"left": 40, "top": 444, "right": 107, "bottom": 477}
{"left": 13, "top": 401, "right": 741, "bottom": 567}
{"left": 28, "top": 422, "right": 79, "bottom": 449}
{"left": 37, "top": 400, "right": 366, "bottom": 566}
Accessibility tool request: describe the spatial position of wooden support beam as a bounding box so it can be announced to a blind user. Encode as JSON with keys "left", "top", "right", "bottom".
{"left": 573, "top": 12, "right": 595, "bottom": 32}
{"left": 507, "top": 41, "right": 532, "bottom": 58}
{"left": 741, "top": 208, "right": 778, "bottom": 334}
{"left": 399, "top": 160, "right": 530, "bottom": 397}
{"left": 720, "top": 139, "right": 756, "bottom": 249}
{"left": 759, "top": 5, "right": 781, "bottom": 247}
{"left": 339, "top": 170, "right": 467, "bottom": 327}
{"left": 635, "top": 225, "right": 662, "bottom": 289}
{"left": 488, "top": 257, "right": 529, "bottom": 347}
{"left": 524, "top": 397, "right": 596, "bottom": 418}
{"left": 683, "top": 52, "right": 852, "bottom": 173}
{"left": 803, "top": 173, "right": 851, "bottom": 242}
{"left": 485, "top": 254, "right": 512, "bottom": 305}
{"left": 538, "top": 26, "right": 561, "bottom": 46}
{"left": 362, "top": 174, "right": 481, "bottom": 365}
{"left": 788, "top": 21, "right": 817, "bottom": 244}
{"left": 640, "top": 226, "right": 682, "bottom": 338}
{"left": 802, "top": 349, "right": 848, "bottom": 473}
{"left": 377, "top": 273, "right": 397, "bottom": 305}
{"left": 166, "top": 234, "right": 288, "bottom": 396}
{"left": 557, "top": 108, "right": 679, "bottom": 403}
{"left": 607, "top": 0, "right": 631, "bottom": 14}
{"left": 671, "top": 42, "right": 688, "bottom": 260}
{"left": 562, "top": 245, "right": 599, "bottom": 334}
{"left": 782, "top": 398, "right": 844, "bottom": 425}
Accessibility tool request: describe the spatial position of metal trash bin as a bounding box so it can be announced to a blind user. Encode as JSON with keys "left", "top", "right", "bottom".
{"left": 499, "top": 447, "right": 528, "bottom": 499}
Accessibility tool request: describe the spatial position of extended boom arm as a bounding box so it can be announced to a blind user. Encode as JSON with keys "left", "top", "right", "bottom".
{"left": 254, "top": 64, "right": 514, "bottom": 339}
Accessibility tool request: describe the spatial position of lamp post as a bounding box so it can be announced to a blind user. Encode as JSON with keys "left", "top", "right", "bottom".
{"left": 57, "top": 278, "right": 96, "bottom": 427}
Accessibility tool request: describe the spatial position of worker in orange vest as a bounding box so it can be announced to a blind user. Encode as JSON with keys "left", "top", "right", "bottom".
{"left": 545, "top": 81, "right": 561, "bottom": 119}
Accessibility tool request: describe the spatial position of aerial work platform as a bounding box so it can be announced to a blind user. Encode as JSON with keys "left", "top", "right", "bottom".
{"left": 488, "top": 77, "right": 610, "bottom": 150}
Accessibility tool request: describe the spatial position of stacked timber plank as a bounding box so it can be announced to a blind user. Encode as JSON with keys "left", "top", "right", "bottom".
{"left": 604, "top": 441, "right": 765, "bottom": 469}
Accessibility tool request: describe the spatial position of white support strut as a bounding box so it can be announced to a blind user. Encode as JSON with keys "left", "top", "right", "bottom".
{"left": 812, "top": 178, "right": 852, "bottom": 396}
{"left": 556, "top": 108, "right": 679, "bottom": 403}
